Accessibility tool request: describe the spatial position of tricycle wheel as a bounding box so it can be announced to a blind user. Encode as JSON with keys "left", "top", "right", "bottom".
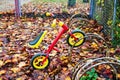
{"left": 31, "top": 53, "right": 50, "bottom": 70}
{"left": 67, "top": 30, "right": 85, "bottom": 47}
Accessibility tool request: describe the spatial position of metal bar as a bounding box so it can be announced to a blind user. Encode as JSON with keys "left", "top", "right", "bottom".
{"left": 15, "top": 0, "right": 21, "bottom": 17}
{"left": 18, "top": 0, "right": 21, "bottom": 17}
{"left": 112, "top": 0, "right": 117, "bottom": 40}
{"left": 89, "top": 0, "right": 95, "bottom": 18}
{"left": 77, "top": 62, "right": 120, "bottom": 80}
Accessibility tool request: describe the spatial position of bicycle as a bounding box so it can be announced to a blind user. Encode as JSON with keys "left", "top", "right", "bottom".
{"left": 28, "top": 12, "right": 86, "bottom": 70}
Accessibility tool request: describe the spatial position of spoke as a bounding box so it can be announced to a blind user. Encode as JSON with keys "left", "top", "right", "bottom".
{"left": 35, "top": 58, "right": 43, "bottom": 65}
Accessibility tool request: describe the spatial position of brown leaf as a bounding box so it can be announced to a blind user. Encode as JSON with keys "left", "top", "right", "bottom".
{"left": 0, "top": 70, "right": 6, "bottom": 75}
{"left": 18, "top": 62, "right": 27, "bottom": 68}
{"left": 5, "top": 59, "right": 12, "bottom": 64}
{"left": 117, "top": 74, "right": 120, "bottom": 78}
{"left": 10, "top": 67, "right": 20, "bottom": 73}
{"left": 0, "top": 60, "right": 4, "bottom": 67}
{"left": 16, "top": 77, "right": 22, "bottom": 80}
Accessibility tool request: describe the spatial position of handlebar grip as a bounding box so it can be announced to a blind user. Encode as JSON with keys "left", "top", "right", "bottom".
{"left": 58, "top": 21, "right": 64, "bottom": 27}
{"left": 46, "top": 12, "right": 51, "bottom": 17}
{"left": 46, "top": 12, "right": 55, "bottom": 17}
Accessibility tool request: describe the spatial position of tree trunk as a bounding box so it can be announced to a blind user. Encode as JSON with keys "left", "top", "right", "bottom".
{"left": 68, "top": 0, "right": 76, "bottom": 7}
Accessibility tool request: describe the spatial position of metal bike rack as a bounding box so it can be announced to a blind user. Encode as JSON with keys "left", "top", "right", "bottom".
{"left": 73, "top": 57, "right": 120, "bottom": 80}
{"left": 68, "top": 32, "right": 120, "bottom": 80}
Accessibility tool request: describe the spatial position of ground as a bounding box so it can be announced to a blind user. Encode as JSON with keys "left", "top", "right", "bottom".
{"left": 0, "top": 0, "right": 120, "bottom": 80}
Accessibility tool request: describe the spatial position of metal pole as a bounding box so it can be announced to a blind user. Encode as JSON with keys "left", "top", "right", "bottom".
{"left": 18, "top": 0, "right": 21, "bottom": 17}
{"left": 15, "top": 0, "right": 21, "bottom": 17}
{"left": 89, "top": 0, "right": 95, "bottom": 18}
{"left": 112, "top": 0, "right": 117, "bottom": 40}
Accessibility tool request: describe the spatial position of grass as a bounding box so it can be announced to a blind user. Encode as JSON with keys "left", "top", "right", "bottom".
{"left": 32, "top": 0, "right": 85, "bottom": 4}
{"left": 32, "top": 0, "right": 67, "bottom": 4}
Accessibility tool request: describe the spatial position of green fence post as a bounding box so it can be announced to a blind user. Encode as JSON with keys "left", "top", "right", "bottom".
{"left": 68, "top": 0, "right": 76, "bottom": 7}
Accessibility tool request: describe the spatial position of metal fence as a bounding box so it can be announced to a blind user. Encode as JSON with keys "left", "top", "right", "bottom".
{"left": 90, "top": 0, "right": 117, "bottom": 38}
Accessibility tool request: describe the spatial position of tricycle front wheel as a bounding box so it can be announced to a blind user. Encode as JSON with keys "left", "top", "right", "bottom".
{"left": 31, "top": 53, "right": 50, "bottom": 70}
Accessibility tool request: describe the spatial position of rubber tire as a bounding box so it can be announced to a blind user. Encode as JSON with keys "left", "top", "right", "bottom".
{"left": 67, "top": 30, "right": 85, "bottom": 47}
{"left": 31, "top": 53, "right": 50, "bottom": 70}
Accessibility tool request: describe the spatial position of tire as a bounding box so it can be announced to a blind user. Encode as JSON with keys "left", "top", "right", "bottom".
{"left": 31, "top": 53, "right": 50, "bottom": 70}
{"left": 67, "top": 30, "right": 85, "bottom": 47}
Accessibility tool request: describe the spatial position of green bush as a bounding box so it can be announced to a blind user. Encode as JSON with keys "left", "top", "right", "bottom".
{"left": 112, "top": 2, "right": 120, "bottom": 47}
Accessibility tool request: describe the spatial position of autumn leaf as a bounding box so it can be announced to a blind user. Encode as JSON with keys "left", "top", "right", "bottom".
{"left": 91, "top": 42, "right": 98, "bottom": 49}
{"left": 0, "top": 47, "right": 3, "bottom": 53}
{"left": 18, "top": 62, "right": 28, "bottom": 68}
{"left": 65, "top": 76, "right": 71, "bottom": 80}
{"left": 0, "top": 60, "right": 4, "bottom": 67}
{"left": 0, "top": 70, "right": 6, "bottom": 75}
{"left": 109, "top": 48, "right": 115, "bottom": 53}
{"left": 117, "top": 74, "right": 120, "bottom": 78}
{"left": 10, "top": 67, "right": 20, "bottom": 73}
{"left": 16, "top": 78, "right": 22, "bottom": 80}
{"left": 5, "top": 59, "right": 12, "bottom": 64}
{"left": 0, "top": 1, "right": 119, "bottom": 80}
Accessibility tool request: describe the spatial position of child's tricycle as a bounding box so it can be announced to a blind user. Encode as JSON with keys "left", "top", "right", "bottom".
{"left": 28, "top": 12, "right": 86, "bottom": 70}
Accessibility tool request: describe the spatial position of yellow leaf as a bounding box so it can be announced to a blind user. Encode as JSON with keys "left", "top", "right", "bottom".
{"left": 117, "top": 74, "right": 120, "bottom": 78}
{"left": 0, "top": 60, "right": 4, "bottom": 67}
{"left": 118, "top": 23, "right": 120, "bottom": 27}
{"left": 110, "top": 48, "right": 115, "bottom": 53}
{"left": 0, "top": 70, "right": 6, "bottom": 75}
{"left": 12, "top": 58, "right": 18, "bottom": 63}
{"left": 10, "top": 67, "right": 20, "bottom": 73}
{"left": 5, "top": 59, "right": 12, "bottom": 64}
{"left": 14, "top": 54, "right": 21, "bottom": 58}
{"left": 91, "top": 42, "right": 98, "bottom": 49}
{"left": 18, "top": 62, "right": 27, "bottom": 68}
{"left": 51, "top": 19, "right": 57, "bottom": 28}
{"left": 16, "top": 77, "right": 22, "bottom": 80}
{"left": 27, "top": 22, "right": 32, "bottom": 26}
{"left": 0, "top": 47, "right": 2, "bottom": 53}
{"left": 60, "top": 56, "right": 68, "bottom": 61}
{"left": 65, "top": 76, "right": 71, "bottom": 80}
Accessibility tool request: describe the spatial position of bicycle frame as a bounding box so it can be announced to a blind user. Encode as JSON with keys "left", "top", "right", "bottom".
{"left": 42, "top": 23, "right": 69, "bottom": 64}
{"left": 31, "top": 13, "right": 84, "bottom": 66}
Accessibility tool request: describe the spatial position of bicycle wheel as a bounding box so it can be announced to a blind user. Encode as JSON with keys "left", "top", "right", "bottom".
{"left": 67, "top": 30, "right": 85, "bottom": 47}
{"left": 31, "top": 53, "right": 50, "bottom": 70}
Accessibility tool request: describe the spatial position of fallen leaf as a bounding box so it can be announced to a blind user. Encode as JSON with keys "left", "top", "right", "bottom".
{"left": 0, "top": 60, "right": 4, "bottom": 67}
{"left": 16, "top": 77, "right": 22, "bottom": 80}
{"left": 117, "top": 74, "right": 120, "bottom": 78}
{"left": 10, "top": 67, "right": 20, "bottom": 73}
{"left": 5, "top": 59, "right": 12, "bottom": 64}
{"left": 0, "top": 70, "right": 6, "bottom": 75}
{"left": 18, "top": 62, "right": 27, "bottom": 68}
{"left": 65, "top": 76, "right": 71, "bottom": 80}
{"left": 0, "top": 47, "right": 3, "bottom": 53}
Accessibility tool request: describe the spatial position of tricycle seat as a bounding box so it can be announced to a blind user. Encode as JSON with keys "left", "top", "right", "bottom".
{"left": 28, "top": 31, "right": 47, "bottom": 48}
